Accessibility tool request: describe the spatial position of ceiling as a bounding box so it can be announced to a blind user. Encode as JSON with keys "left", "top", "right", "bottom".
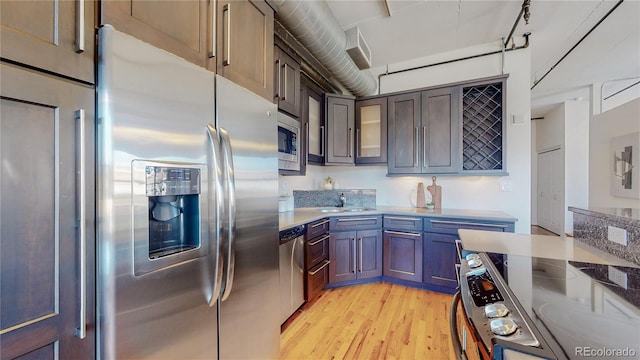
{"left": 323, "top": 0, "right": 640, "bottom": 117}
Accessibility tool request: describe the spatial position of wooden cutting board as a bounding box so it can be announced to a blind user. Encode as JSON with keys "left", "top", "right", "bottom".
{"left": 427, "top": 176, "right": 442, "bottom": 209}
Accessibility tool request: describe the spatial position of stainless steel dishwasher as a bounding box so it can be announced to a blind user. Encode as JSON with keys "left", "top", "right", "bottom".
{"left": 279, "top": 225, "right": 306, "bottom": 324}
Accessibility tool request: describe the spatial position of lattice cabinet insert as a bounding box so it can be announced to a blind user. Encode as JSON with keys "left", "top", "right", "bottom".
{"left": 462, "top": 81, "right": 505, "bottom": 172}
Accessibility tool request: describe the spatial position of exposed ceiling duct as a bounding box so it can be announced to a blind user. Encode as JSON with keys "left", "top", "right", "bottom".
{"left": 272, "top": 0, "right": 378, "bottom": 96}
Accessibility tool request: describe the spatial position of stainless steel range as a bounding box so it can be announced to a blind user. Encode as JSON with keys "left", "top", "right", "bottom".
{"left": 451, "top": 253, "right": 557, "bottom": 360}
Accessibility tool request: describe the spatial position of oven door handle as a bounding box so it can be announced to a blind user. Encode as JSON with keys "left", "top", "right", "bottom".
{"left": 450, "top": 290, "right": 468, "bottom": 360}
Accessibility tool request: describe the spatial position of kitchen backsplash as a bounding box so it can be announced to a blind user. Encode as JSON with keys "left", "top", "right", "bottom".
{"left": 293, "top": 189, "right": 376, "bottom": 208}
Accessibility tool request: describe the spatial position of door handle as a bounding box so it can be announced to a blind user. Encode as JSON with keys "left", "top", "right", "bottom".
{"left": 75, "top": 110, "right": 86, "bottom": 339}
{"left": 206, "top": 125, "right": 224, "bottom": 306}
{"left": 219, "top": 128, "right": 236, "bottom": 301}
{"left": 282, "top": 63, "right": 289, "bottom": 101}
{"left": 358, "top": 238, "right": 363, "bottom": 273}
{"left": 414, "top": 127, "right": 419, "bottom": 167}
{"left": 423, "top": 126, "right": 427, "bottom": 167}
{"left": 222, "top": 3, "right": 231, "bottom": 66}
{"left": 352, "top": 238, "right": 357, "bottom": 274}
{"left": 356, "top": 128, "right": 360, "bottom": 158}
{"left": 275, "top": 59, "right": 281, "bottom": 98}
{"left": 75, "top": 0, "right": 85, "bottom": 53}
{"left": 320, "top": 125, "right": 325, "bottom": 157}
{"left": 348, "top": 128, "right": 352, "bottom": 157}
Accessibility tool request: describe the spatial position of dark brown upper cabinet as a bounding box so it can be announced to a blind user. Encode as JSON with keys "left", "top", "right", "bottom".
{"left": 388, "top": 92, "right": 421, "bottom": 174}
{"left": 325, "top": 94, "right": 355, "bottom": 165}
{"left": 355, "top": 97, "right": 388, "bottom": 165}
{"left": 274, "top": 45, "right": 301, "bottom": 118}
{"left": 102, "top": 0, "right": 214, "bottom": 72}
{"left": 1, "top": 0, "right": 95, "bottom": 83}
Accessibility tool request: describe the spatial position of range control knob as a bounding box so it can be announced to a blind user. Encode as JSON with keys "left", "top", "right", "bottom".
{"left": 490, "top": 318, "right": 518, "bottom": 336}
{"left": 468, "top": 258, "right": 483, "bottom": 268}
{"left": 485, "top": 304, "right": 509, "bottom": 318}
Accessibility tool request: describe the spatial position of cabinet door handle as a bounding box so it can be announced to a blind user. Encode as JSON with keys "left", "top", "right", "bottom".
{"left": 384, "top": 230, "right": 421, "bottom": 237}
{"left": 414, "top": 127, "right": 419, "bottom": 167}
{"left": 308, "top": 260, "right": 330, "bottom": 275}
{"left": 348, "top": 128, "right": 352, "bottom": 157}
{"left": 75, "top": 0, "right": 85, "bottom": 53}
{"left": 423, "top": 126, "right": 427, "bottom": 168}
{"left": 222, "top": 3, "right": 231, "bottom": 66}
{"left": 429, "top": 219, "right": 508, "bottom": 228}
{"left": 307, "top": 234, "right": 329, "bottom": 246}
{"left": 275, "top": 59, "right": 281, "bottom": 98}
{"left": 209, "top": 0, "right": 216, "bottom": 57}
{"left": 358, "top": 238, "right": 363, "bottom": 273}
{"left": 320, "top": 125, "right": 325, "bottom": 157}
{"left": 282, "top": 63, "right": 288, "bottom": 101}
{"left": 311, "top": 219, "right": 330, "bottom": 228}
{"left": 75, "top": 109, "right": 87, "bottom": 339}
{"left": 352, "top": 238, "right": 357, "bottom": 274}
{"left": 337, "top": 217, "right": 378, "bottom": 222}
{"left": 356, "top": 128, "right": 360, "bottom": 158}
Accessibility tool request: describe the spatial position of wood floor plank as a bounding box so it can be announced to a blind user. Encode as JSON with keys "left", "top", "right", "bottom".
{"left": 281, "top": 283, "right": 455, "bottom": 360}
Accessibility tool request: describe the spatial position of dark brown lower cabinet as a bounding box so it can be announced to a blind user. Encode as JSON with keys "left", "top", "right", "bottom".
{"left": 304, "top": 218, "right": 330, "bottom": 301}
{"left": 422, "top": 233, "right": 459, "bottom": 288}
{"left": 383, "top": 230, "right": 423, "bottom": 282}
{"left": 0, "top": 62, "right": 95, "bottom": 359}
{"left": 329, "top": 229, "right": 382, "bottom": 283}
{"left": 306, "top": 259, "right": 330, "bottom": 301}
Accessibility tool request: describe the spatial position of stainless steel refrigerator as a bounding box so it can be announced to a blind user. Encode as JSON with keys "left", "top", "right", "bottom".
{"left": 97, "top": 25, "right": 280, "bottom": 359}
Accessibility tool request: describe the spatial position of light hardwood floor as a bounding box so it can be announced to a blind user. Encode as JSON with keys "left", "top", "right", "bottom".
{"left": 280, "top": 283, "right": 455, "bottom": 360}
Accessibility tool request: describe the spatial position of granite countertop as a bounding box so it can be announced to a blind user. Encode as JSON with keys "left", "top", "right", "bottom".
{"left": 279, "top": 206, "right": 517, "bottom": 230}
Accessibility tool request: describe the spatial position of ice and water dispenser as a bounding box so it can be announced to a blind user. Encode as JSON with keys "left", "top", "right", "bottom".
{"left": 133, "top": 161, "right": 207, "bottom": 275}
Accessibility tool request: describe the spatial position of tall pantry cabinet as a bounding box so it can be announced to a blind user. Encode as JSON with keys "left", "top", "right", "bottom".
{"left": 0, "top": 1, "right": 96, "bottom": 358}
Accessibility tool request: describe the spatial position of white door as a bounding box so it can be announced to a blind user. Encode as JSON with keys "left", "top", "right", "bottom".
{"left": 537, "top": 149, "right": 564, "bottom": 235}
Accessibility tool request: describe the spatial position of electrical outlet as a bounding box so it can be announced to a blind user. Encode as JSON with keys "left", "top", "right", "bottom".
{"left": 607, "top": 226, "right": 628, "bottom": 246}
{"left": 608, "top": 266, "right": 628, "bottom": 289}
{"left": 499, "top": 181, "right": 512, "bottom": 192}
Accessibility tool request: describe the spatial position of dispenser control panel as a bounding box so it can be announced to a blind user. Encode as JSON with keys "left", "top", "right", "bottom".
{"left": 146, "top": 166, "right": 200, "bottom": 196}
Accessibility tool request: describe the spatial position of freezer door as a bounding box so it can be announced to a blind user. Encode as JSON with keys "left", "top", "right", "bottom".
{"left": 97, "top": 26, "right": 219, "bottom": 360}
{"left": 216, "top": 75, "right": 280, "bottom": 360}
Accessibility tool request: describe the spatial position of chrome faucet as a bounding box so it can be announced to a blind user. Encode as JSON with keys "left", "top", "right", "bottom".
{"left": 339, "top": 193, "right": 346, "bottom": 207}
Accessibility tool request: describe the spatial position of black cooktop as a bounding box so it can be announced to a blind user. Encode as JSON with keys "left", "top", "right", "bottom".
{"left": 500, "top": 255, "right": 640, "bottom": 360}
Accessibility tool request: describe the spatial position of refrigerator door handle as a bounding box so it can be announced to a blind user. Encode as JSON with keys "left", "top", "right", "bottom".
{"left": 219, "top": 128, "right": 237, "bottom": 301}
{"left": 206, "top": 124, "right": 225, "bottom": 306}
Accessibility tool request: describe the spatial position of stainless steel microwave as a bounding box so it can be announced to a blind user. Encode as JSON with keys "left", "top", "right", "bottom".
{"left": 278, "top": 112, "right": 301, "bottom": 171}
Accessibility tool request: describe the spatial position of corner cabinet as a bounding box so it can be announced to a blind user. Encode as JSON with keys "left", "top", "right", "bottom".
{"left": 217, "top": 0, "right": 274, "bottom": 100}
{"left": 325, "top": 94, "right": 356, "bottom": 165}
{"left": 355, "top": 97, "right": 388, "bottom": 165}
{"left": 1, "top": 0, "right": 95, "bottom": 83}
{"left": 329, "top": 216, "right": 383, "bottom": 284}
{"left": 102, "top": 0, "right": 214, "bottom": 72}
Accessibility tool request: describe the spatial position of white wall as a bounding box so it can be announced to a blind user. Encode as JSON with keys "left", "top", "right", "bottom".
{"left": 288, "top": 42, "right": 532, "bottom": 233}
{"left": 535, "top": 104, "right": 564, "bottom": 152}
{"left": 589, "top": 97, "right": 640, "bottom": 207}
{"left": 564, "top": 100, "right": 590, "bottom": 233}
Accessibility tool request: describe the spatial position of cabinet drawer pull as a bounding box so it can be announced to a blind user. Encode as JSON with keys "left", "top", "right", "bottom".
{"left": 223, "top": 3, "right": 231, "bottom": 66}
{"left": 311, "top": 219, "right": 330, "bottom": 228}
{"left": 385, "top": 216, "right": 421, "bottom": 222}
{"left": 307, "top": 234, "right": 329, "bottom": 246}
{"left": 75, "top": 0, "right": 85, "bottom": 53}
{"left": 75, "top": 109, "right": 87, "bottom": 339}
{"left": 384, "top": 230, "right": 421, "bottom": 237}
{"left": 308, "top": 260, "right": 330, "bottom": 275}
{"left": 429, "top": 219, "right": 508, "bottom": 228}
{"left": 337, "top": 217, "right": 378, "bottom": 222}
